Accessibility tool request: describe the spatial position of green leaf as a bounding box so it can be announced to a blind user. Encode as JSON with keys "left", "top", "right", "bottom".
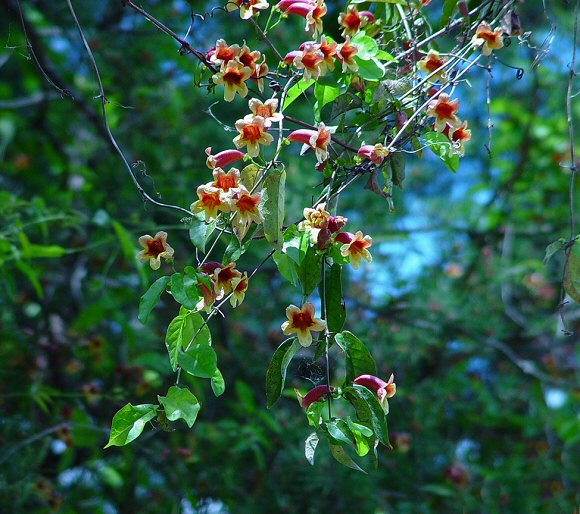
{"left": 544, "top": 238, "right": 567, "bottom": 264}
{"left": 105, "top": 403, "right": 157, "bottom": 448}
{"left": 442, "top": 0, "right": 457, "bottom": 26}
{"left": 347, "top": 417, "right": 373, "bottom": 456}
{"left": 329, "top": 444, "right": 367, "bottom": 473}
{"left": 564, "top": 243, "right": 580, "bottom": 303}
{"left": 138, "top": 275, "right": 171, "bottom": 324}
{"left": 323, "top": 264, "right": 346, "bottom": 333}
{"left": 342, "top": 385, "right": 390, "bottom": 447}
{"left": 334, "top": 331, "right": 377, "bottom": 383}
{"left": 20, "top": 243, "right": 68, "bottom": 259}
{"left": 178, "top": 344, "right": 218, "bottom": 379}
{"left": 375, "top": 49, "right": 396, "bottom": 62}
{"left": 170, "top": 273, "right": 200, "bottom": 310}
{"left": 355, "top": 57, "right": 385, "bottom": 81}
{"left": 352, "top": 34, "right": 379, "bottom": 60}
{"left": 211, "top": 369, "right": 226, "bottom": 397}
{"left": 189, "top": 211, "right": 216, "bottom": 253}
{"left": 165, "top": 311, "right": 210, "bottom": 372}
{"left": 240, "top": 163, "right": 261, "bottom": 190}
{"left": 283, "top": 78, "right": 315, "bottom": 111}
{"left": 260, "top": 169, "right": 286, "bottom": 247}
{"left": 424, "top": 131, "right": 460, "bottom": 173}
{"left": 305, "top": 432, "right": 319, "bottom": 465}
{"left": 157, "top": 386, "right": 200, "bottom": 428}
{"left": 273, "top": 250, "right": 300, "bottom": 287}
{"left": 112, "top": 220, "right": 146, "bottom": 285}
{"left": 266, "top": 338, "right": 301, "bottom": 408}
{"left": 15, "top": 260, "right": 44, "bottom": 298}
{"left": 314, "top": 83, "right": 341, "bottom": 120}
{"left": 325, "top": 418, "right": 355, "bottom": 447}
{"left": 389, "top": 152, "right": 406, "bottom": 188}
{"left": 297, "top": 245, "right": 322, "bottom": 297}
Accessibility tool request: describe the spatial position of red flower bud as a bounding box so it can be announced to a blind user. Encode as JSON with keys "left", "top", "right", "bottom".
{"left": 298, "top": 385, "right": 335, "bottom": 409}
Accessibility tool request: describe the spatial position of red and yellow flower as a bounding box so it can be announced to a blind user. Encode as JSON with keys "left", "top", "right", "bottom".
{"left": 281, "top": 302, "right": 327, "bottom": 347}
{"left": 282, "top": 0, "right": 327, "bottom": 38}
{"left": 357, "top": 143, "right": 389, "bottom": 165}
{"left": 230, "top": 272, "right": 249, "bottom": 307}
{"left": 426, "top": 93, "right": 461, "bottom": 132}
{"left": 191, "top": 184, "right": 230, "bottom": 221}
{"left": 249, "top": 98, "right": 284, "bottom": 123}
{"left": 212, "top": 59, "right": 252, "bottom": 102}
{"left": 226, "top": 0, "right": 269, "bottom": 19}
{"left": 336, "top": 36, "right": 359, "bottom": 72}
{"left": 298, "top": 202, "right": 330, "bottom": 243}
{"left": 205, "top": 148, "right": 245, "bottom": 170}
{"left": 335, "top": 230, "right": 373, "bottom": 269}
{"left": 209, "top": 39, "right": 240, "bottom": 66}
{"left": 338, "top": 5, "right": 374, "bottom": 37}
{"left": 287, "top": 122, "right": 333, "bottom": 163}
{"left": 292, "top": 42, "right": 326, "bottom": 81}
{"left": 444, "top": 120, "right": 472, "bottom": 157}
{"left": 233, "top": 115, "right": 274, "bottom": 157}
{"left": 354, "top": 373, "right": 396, "bottom": 412}
{"left": 211, "top": 167, "right": 240, "bottom": 192}
{"left": 472, "top": 22, "right": 504, "bottom": 56}
{"left": 231, "top": 188, "right": 263, "bottom": 239}
{"left": 137, "top": 231, "right": 174, "bottom": 270}
{"left": 417, "top": 49, "right": 448, "bottom": 82}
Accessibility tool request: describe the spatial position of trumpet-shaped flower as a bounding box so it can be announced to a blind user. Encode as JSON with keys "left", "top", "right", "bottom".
{"left": 472, "top": 22, "right": 504, "bottom": 56}
{"left": 298, "top": 202, "right": 330, "bottom": 243}
{"left": 212, "top": 59, "right": 252, "bottom": 102}
{"left": 226, "top": 0, "right": 269, "bottom": 19}
{"left": 354, "top": 373, "right": 396, "bottom": 412}
{"left": 191, "top": 184, "right": 230, "bottom": 221}
{"left": 249, "top": 98, "right": 284, "bottom": 123}
{"left": 336, "top": 230, "right": 372, "bottom": 269}
{"left": 287, "top": 122, "right": 332, "bottom": 163}
{"left": 444, "top": 120, "right": 472, "bottom": 157}
{"left": 417, "top": 50, "right": 448, "bottom": 82}
{"left": 296, "top": 385, "right": 335, "bottom": 409}
{"left": 209, "top": 39, "right": 240, "bottom": 66}
{"left": 357, "top": 143, "right": 389, "bottom": 165}
{"left": 292, "top": 42, "right": 325, "bottom": 81}
{"left": 233, "top": 115, "right": 274, "bottom": 157}
{"left": 211, "top": 167, "right": 240, "bottom": 192}
{"left": 284, "top": 0, "right": 327, "bottom": 38}
{"left": 231, "top": 188, "right": 263, "bottom": 239}
{"left": 336, "top": 36, "right": 359, "bottom": 72}
{"left": 230, "top": 272, "right": 249, "bottom": 307}
{"left": 137, "top": 231, "right": 174, "bottom": 270}
{"left": 281, "top": 302, "right": 327, "bottom": 347}
{"left": 338, "top": 5, "right": 374, "bottom": 37}
{"left": 214, "top": 262, "right": 242, "bottom": 296}
{"left": 205, "top": 148, "right": 246, "bottom": 170}
{"left": 426, "top": 93, "right": 461, "bottom": 132}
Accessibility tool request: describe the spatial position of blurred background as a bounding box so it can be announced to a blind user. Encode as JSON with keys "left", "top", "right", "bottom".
{"left": 1, "top": 0, "right": 579, "bottom": 512}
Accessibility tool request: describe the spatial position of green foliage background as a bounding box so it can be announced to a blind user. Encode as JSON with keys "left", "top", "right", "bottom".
{"left": 1, "top": 1, "right": 579, "bottom": 512}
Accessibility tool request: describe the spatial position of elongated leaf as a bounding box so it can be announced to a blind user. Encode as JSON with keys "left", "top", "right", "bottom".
{"left": 178, "top": 344, "right": 218, "bottom": 379}
{"left": 334, "top": 331, "right": 377, "bottom": 382}
{"left": 323, "top": 264, "right": 346, "bottom": 333}
{"left": 105, "top": 403, "right": 157, "bottom": 448}
{"left": 20, "top": 243, "right": 68, "bottom": 259}
{"left": 165, "top": 314, "right": 195, "bottom": 371}
{"left": 283, "top": 78, "right": 314, "bottom": 111}
{"left": 266, "top": 338, "right": 301, "bottom": 408}
{"left": 273, "top": 250, "right": 299, "bottom": 286}
{"left": 211, "top": 369, "right": 226, "bottom": 397}
{"left": 138, "top": 276, "right": 171, "bottom": 324}
{"left": 330, "top": 444, "right": 367, "bottom": 473}
{"left": 189, "top": 212, "right": 216, "bottom": 253}
{"left": 260, "top": 169, "right": 286, "bottom": 247}
{"left": 15, "top": 260, "right": 44, "bottom": 298}
{"left": 342, "top": 385, "right": 390, "bottom": 447}
{"left": 305, "top": 432, "right": 319, "bottom": 465}
{"left": 157, "top": 386, "right": 200, "bottom": 428}
{"left": 564, "top": 243, "right": 580, "bottom": 303}
{"left": 297, "top": 245, "right": 322, "bottom": 297}
{"left": 240, "top": 163, "right": 261, "bottom": 190}
{"left": 314, "top": 83, "right": 341, "bottom": 119}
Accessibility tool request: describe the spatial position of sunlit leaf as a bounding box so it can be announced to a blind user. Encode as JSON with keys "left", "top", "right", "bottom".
{"left": 138, "top": 275, "right": 171, "bottom": 324}
{"left": 158, "top": 386, "right": 200, "bottom": 428}
{"left": 105, "top": 403, "right": 157, "bottom": 448}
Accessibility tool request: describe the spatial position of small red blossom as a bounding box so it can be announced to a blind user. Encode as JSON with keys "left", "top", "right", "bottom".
{"left": 336, "top": 36, "right": 359, "bottom": 72}
{"left": 137, "top": 231, "right": 174, "bottom": 270}
{"left": 417, "top": 50, "right": 448, "bottom": 82}
{"left": 205, "top": 148, "right": 245, "bottom": 170}
{"left": 296, "top": 385, "right": 335, "bottom": 409}
{"left": 354, "top": 373, "right": 396, "bottom": 412}
{"left": 287, "top": 122, "right": 333, "bottom": 163}
{"left": 338, "top": 6, "right": 374, "bottom": 37}
{"left": 357, "top": 143, "right": 389, "bottom": 165}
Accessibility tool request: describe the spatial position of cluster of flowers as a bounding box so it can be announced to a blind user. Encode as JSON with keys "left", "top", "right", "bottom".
{"left": 210, "top": 39, "right": 269, "bottom": 102}
{"left": 298, "top": 202, "right": 373, "bottom": 269}
{"left": 197, "top": 261, "right": 249, "bottom": 311}
{"left": 417, "top": 22, "right": 503, "bottom": 156}
{"left": 191, "top": 148, "right": 263, "bottom": 240}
